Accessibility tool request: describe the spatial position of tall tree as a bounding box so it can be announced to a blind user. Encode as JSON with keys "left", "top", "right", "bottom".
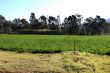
{"left": 48, "top": 16, "right": 56, "bottom": 24}
{"left": 20, "top": 19, "right": 30, "bottom": 29}
{"left": 67, "top": 15, "right": 79, "bottom": 34}
{"left": 39, "top": 15, "right": 47, "bottom": 28}
{"left": 0, "top": 15, "right": 6, "bottom": 33}
{"left": 83, "top": 16, "right": 107, "bottom": 35}
{"left": 40, "top": 15, "right": 46, "bottom": 23}
{"left": 3, "top": 21, "right": 12, "bottom": 33}
{"left": 48, "top": 16, "right": 57, "bottom": 30}
{"left": 29, "top": 13, "right": 39, "bottom": 29}
{"left": 95, "top": 15, "right": 107, "bottom": 34}
{"left": 12, "top": 18, "right": 22, "bottom": 33}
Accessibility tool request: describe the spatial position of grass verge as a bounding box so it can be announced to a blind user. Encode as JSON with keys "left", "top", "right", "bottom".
{"left": 0, "top": 51, "right": 109, "bottom": 73}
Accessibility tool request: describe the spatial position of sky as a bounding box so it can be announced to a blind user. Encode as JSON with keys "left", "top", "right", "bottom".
{"left": 0, "top": 0, "right": 110, "bottom": 22}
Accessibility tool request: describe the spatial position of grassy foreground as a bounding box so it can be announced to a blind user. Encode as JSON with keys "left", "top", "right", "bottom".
{"left": 0, "top": 51, "right": 109, "bottom": 73}
{"left": 0, "top": 34, "right": 110, "bottom": 55}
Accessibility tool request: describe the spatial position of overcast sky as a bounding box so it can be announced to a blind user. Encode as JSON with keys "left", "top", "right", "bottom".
{"left": 0, "top": 0, "right": 110, "bottom": 22}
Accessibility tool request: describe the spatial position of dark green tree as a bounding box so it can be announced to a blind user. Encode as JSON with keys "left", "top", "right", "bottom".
{"left": 39, "top": 15, "right": 47, "bottom": 28}
{"left": 29, "top": 13, "right": 39, "bottom": 29}
{"left": 3, "top": 21, "right": 12, "bottom": 33}
{"left": 83, "top": 16, "right": 107, "bottom": 35}
{"left": 66, "top": 15, "right": 79, "bottom": 34}
{"left": 0, "top": 15, "right": 6, "bottom": 33}
{"left": 20, "top": 19, "right": 30, "bottom": 29}
{"left": 48, "top": 16, "right": 58, "bottom": 30}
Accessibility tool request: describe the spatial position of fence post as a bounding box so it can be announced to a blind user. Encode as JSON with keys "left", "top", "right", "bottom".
{"left": 74, "top": 41, "right": 75, "bottom": 54}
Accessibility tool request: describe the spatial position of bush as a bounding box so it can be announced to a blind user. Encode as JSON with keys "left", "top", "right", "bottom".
{"left": 17, "top": 30, "right": 64, "bottom": 35}
{"left": 105, "top": 51, "right": 110, "bottom": 56}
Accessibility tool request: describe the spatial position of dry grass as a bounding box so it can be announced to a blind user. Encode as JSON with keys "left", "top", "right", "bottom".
{"left": 0, "top": 51, "right": 110, "bottom": 73}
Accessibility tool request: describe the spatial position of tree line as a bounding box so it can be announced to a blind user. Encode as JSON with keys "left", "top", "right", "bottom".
{"left": 0, "top": 13, "right": 110, "bottom": 35}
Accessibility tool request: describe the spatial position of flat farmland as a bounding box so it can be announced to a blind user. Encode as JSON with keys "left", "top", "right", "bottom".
{"left": 0, "top": 34, "right": 110, "bottom": 55}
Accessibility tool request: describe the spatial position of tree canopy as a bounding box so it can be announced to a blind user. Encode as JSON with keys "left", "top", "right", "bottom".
{"left": 0, "top": 13, "right": 109, "bottom": 35}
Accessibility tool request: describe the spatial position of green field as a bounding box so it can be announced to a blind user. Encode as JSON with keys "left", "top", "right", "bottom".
{"left": 0, "top": 34, "right": 110, "bottom": 55}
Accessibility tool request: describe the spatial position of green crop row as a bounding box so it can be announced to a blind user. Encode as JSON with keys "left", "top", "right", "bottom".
{"left": 0, "top": 34, "right": 110, "bottom": 55}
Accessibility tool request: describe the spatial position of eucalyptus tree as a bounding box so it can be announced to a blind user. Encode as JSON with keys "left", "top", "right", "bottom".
{"left": 20, "top": 19, "right": 30, "bottom": 29}
{"left": 0, "top": 15, "right": 6, "bottom": 33}
{"left": 48, "top": 16, "right": 58, "bottom": 30}
{"left": 39, "top": 15, "right": 47, "bottom": 28}
{"left": 63, "top": 14, "right": 80, "bottom": 34}
{"left": 30, "top": 13, "right": 39, "bottom": 29}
